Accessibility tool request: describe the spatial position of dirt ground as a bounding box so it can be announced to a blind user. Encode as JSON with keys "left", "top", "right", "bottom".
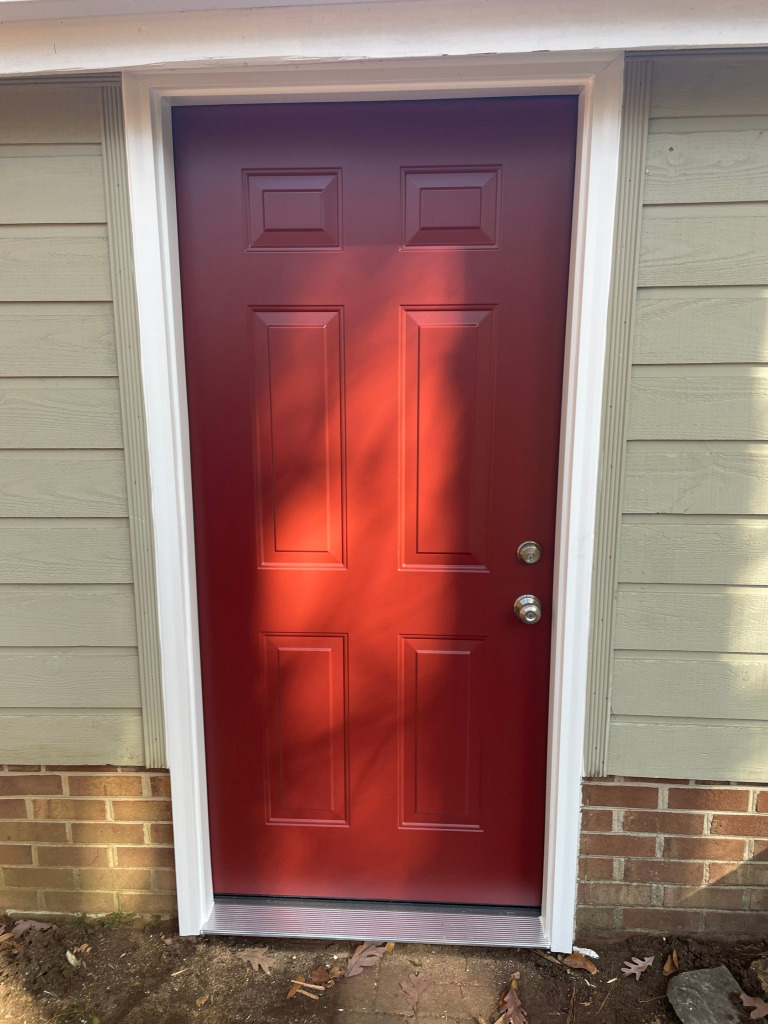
{"left": 0, "top": 916, "right": 766, "bottom": 1024}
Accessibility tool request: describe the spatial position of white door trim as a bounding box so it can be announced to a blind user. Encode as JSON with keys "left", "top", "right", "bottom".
{"left": 121, "top": 51, "right": 624, "bottom": 951}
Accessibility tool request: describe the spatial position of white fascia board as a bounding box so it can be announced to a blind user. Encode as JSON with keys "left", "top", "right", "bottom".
{"left": 2, "top": 0, "right": 768, "bottom": 76}
{"left": 0, "top": 0, "right": 411, "bottom": 22}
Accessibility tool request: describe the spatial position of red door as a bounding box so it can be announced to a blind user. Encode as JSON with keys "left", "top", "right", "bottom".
{"left": 174, "top": 97, "right": 577, "bottom": 907}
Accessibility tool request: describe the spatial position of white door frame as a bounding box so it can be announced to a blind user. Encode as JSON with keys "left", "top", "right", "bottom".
{"left": 121, "top": 50, "right": 624, "bottom": 952}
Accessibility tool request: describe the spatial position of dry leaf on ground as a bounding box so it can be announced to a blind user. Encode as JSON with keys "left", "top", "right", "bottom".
{"left": 621, "top": 956, "right": 654, "bottom": 980}
{"left": 562, "top": 951, "right": 598, "bottom": 975}
{"left": 662, "top": 950, "right": 679, "bottom": 976}
{"left": 345, "top": 941, "right": 391, "bottom": 977}
{"left": 11, "top": 920, "right": 52, "bottom": 939}
{"left": 287, "top": 977, "right": 306, "bottom": 999}
{"left": 497, "top": 973, "right": 528, "bottom": 1024}
{"left": 196, "top": 994, "right": 210, "bottom": 1008}
{"left": 235, "top": 946, "right": 276, "bottom": 974}
{"left": 400, "top": 973, "right": 428, "bottom": 1009}
{"left": 311, "top": 966, "right": 331, "bottom": 986}
{"left": 742, "top": 993, "right": 768, "bottom": 1020}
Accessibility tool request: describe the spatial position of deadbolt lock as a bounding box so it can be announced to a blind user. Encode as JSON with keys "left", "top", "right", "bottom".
{"left": 517, "top": 541, "right": 542, "bottom": 565}
{"left": 514, "top": 594, "right": 542, "bottom": 625}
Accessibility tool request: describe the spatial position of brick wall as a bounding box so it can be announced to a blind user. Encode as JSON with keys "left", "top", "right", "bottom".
{"left": 0, "top": 766, "right": 176, "bottom": 920}
{"left": 578, "top": 776, "right": 768, "bottom": 937}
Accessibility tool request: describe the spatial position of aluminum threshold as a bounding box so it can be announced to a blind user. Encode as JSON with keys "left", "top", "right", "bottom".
{"left": 205, "top": 897, "right": 546, "bottom": 947}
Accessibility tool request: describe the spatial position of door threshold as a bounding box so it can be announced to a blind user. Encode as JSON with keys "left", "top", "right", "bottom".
{"left": 204, "top": 897, "right": 546, "bottom": 947}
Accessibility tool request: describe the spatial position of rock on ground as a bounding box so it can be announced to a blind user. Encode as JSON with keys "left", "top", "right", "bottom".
{"left": 667, "top": 965, "right": 743, "bottom": 1024}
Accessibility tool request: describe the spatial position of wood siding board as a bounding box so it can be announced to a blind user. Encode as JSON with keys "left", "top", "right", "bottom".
{"left": 0, "top": 380, "right": 123, "bottom": 449}
{"left": 612, "top": 654, "right": 768, "bottom": 721}
{"left": 100, "top": 86, "right": 165, "bottom": 767}
{"left": 628, "top": 372, "right": 768, "bottom": 441}
{"left": 0, "top": 585, "right": 137, "bottom": 647}
{"left": 634, "top": 288, "right": 768, "bottom": 365}
{"left": 0, "top": 152, "right": 107, "bottom": 223}
{"left": 638, "top": 206, "right": 768, "bottom": 288}
{"left": 585, "top": 59, "right": 653, "bottom": 775}
{"left": 616, "top": 587, "right": 768, "bottom": 654}
{"left": 0, "top": 303, "right": 118, "bottom": 378}
{"left": 644, "top": 130, "right": 768, "bottom": 204}
{"left": 0, "top": 86, "right": 103, "bottom": 144}
{"left": 0, "top": 227, "right": 112, "bottom": 302}
{"left": 0, "top": 648, "right": 140, "bottom": 709}
{"left": 650, "top": 56, "right": 768, "bottom": 119}
{"left": 0, "top": 519, "right": 133, "bottom": 584}
{"left": 623, "top": 444, "right": 768, "bottom": 515}
{"left": 0, "top": 451, "right": 128, "bottom": 518}
{"left": 0, "top": 713, "right": 144, "bottom": 766}
{"left": 608, "top": 720, "right": 768, "bottom": 781}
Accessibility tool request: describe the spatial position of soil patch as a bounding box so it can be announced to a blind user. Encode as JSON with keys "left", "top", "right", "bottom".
{"left": 0, "top": 917, "right": 766, "bottom": 1024}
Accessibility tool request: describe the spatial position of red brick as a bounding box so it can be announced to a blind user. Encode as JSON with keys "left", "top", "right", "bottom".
{"left": 663, "top": 886, "right": 745, "bottom": 910}
{"left": 0, "top": 888, "right": 40, "bottom": 910}
{"left": 582, "top": 784, "right": 658, "bottom": 809}
{"left": 750, "top": 890, "right": 768, "bottom": 911}
{"left": 664, "top": 837, "right": 746, "bottom": 861}
{"left": 578, "top": 882, "right": 652, "bottom": 907}
{"left": 711, "top": 814, "right": 768, "bottom": 838}
{"left": 5, "top": 766, "right": 42, "bottom": 773}
{"left": 150, "top": 776, "right": 171, "bottom": 798}
{"left": 623, "top": 811, "right": 705, "bottom": 836}
{"left": 3, "top": 867, "right": 75, "bottom": 889}
{"left": 710, "top": 862, "right": 768, "bottom": 887}
{"left": 752, "top": 840, "right": 768, "bottom": 860}
{"left": 704, "top": 910, "right": 768, "bottom": 937}
{"left": 624, "top": 859, "right": 704, "bottom": 885}
{"left": 154, "top": 869, "right": 176, "bottom": 893}
{"left": 0, "top": 845, "right": 32, "bottom": 866}
{"left": 44, "top": 891, "right": 117, "bottom": 914}
{"left": 150, "top": 824, "right": 174, "bottom": 845}
{"left": 0, "top": 821, "right": 66, "bottom": 843}
{"left": 575, "top": 906, "right": 616, "bottom": 933}
{"left": 668, "top": 787, "right": 750, "bottom": 812}
{"left": 44, "top": 765, "right": 117, "bottom": 773}
{"left": 755, "top": 792, "right": 768, "bottom": 813}
{"left": 111, "top": 800, "right": 171, "bottom": 822}
{"left": 69, "top": 775, "right": 143, "bottom": 797}
{"left": 579, "top": 857, "right": 614, "bottom": 880}
{"left": 118, "top": 892, "right": 177, "bottom": 915}
{"left": 37, "top": 846, "right": 109, "bottom": 868}
{"left": 0, "top": 775, "right": 62, "bottom": 796}
{"left": 623, "top": 908, "right": 703, "bottom": 933}
{"left": 117, "top": 847, "right": 175, "bottom": 869}
{"left": 0, "top": 800, "right": 28, "bottom": 818}
{"left": 71, "top": 823, "right": 144, "bottom": 845}
{"left": 581, "top": 808, "right": 613, "bottom": 832}
{"left": 79, "top": 868, "right": 152, "bottom": 891}
{"left": 33, "top": 799, "right": 106, "bottom": 821}
{"left": 581, "top": 834, "right": 656, "bottom": 858}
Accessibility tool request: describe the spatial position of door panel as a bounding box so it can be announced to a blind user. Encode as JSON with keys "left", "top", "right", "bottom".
{"left": 174, "top": 97, "right": 577, "bottom": 906}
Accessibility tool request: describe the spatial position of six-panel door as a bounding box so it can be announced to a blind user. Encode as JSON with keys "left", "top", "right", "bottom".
{"left": 173, "top": 97, "right": 577, "bottom": 906}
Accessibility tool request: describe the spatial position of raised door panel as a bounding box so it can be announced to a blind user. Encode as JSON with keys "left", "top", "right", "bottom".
{"left": 401, "top": 308, "right": 494, "bottom": 570}
{"left": 252, "top": 310, "right": 346, "bottom": 567}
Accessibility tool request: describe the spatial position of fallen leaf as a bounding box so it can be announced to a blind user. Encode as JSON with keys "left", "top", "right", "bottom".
{"left": 74, "top": 943, "right": 91, "bottom": 954}
{"left": 329, "top": 963, "right": 346, "bottom": 979}
{"left": 287, "top": 977, "right": 305, "bottom": 999}
{"left": 562, "top": 951, "right": 598, "bottom": 975}
{"left": 662, "top": 950, "right": 679, "bottom": 976}
{"left": 311, "top": 966, "right": 331, "bottom": 986}
{"left": 621, "top": 956, "right": 654, "bottom": 980}
{"left": 65, "top": 950, "right": 81, "bottom": 968}
{"left": 742, "top": 993, "right": 768, "bottom": 1020}
{"left": 400, "top": 972, "right": 428, "bottom": 1009}
{"left": 345, "top": 941, "right": 391, "bottom": 977}
{"left": 11, "top": 920, "right": 53, "bottom": 939}
{"left": 236, "top": 946, "right": 276, "bottom": 974}
{"left": 498, "top": 973, "right": 528, "bottom": 1024}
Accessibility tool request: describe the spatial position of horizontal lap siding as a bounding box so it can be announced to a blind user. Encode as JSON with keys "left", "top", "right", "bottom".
{"left": 0, "top": 84, "right": 142, "bottom": 765}
{"left": 609, "top": 56, "right": 768, "bottom": 781}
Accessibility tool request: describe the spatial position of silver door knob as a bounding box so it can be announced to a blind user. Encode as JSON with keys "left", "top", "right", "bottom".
{"left": 514, "top": 594, "right": 542, "bottom": 624}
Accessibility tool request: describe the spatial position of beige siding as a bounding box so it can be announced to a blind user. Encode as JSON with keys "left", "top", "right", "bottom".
{"left": 0, "top": 84, "right": 143, "bottom": 765}
{"left": 607, "top": 55, "right": 768, "bottom": 781}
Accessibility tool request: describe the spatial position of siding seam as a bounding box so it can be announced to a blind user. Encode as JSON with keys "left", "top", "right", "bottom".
{"left": 584, "top": 58, "right": 653, "bottom": 775}
{"left": 100, "top": 86, "right": 166, "bottom": 768}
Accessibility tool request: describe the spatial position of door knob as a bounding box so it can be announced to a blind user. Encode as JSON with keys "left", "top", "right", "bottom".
{"left": 514, "top": 594, "right": 542, "bottom": 625}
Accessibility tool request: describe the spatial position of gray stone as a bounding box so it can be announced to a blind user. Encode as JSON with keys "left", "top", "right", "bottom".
{"left": 667, "top": 966, "right": 743, "bottom": 1024}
